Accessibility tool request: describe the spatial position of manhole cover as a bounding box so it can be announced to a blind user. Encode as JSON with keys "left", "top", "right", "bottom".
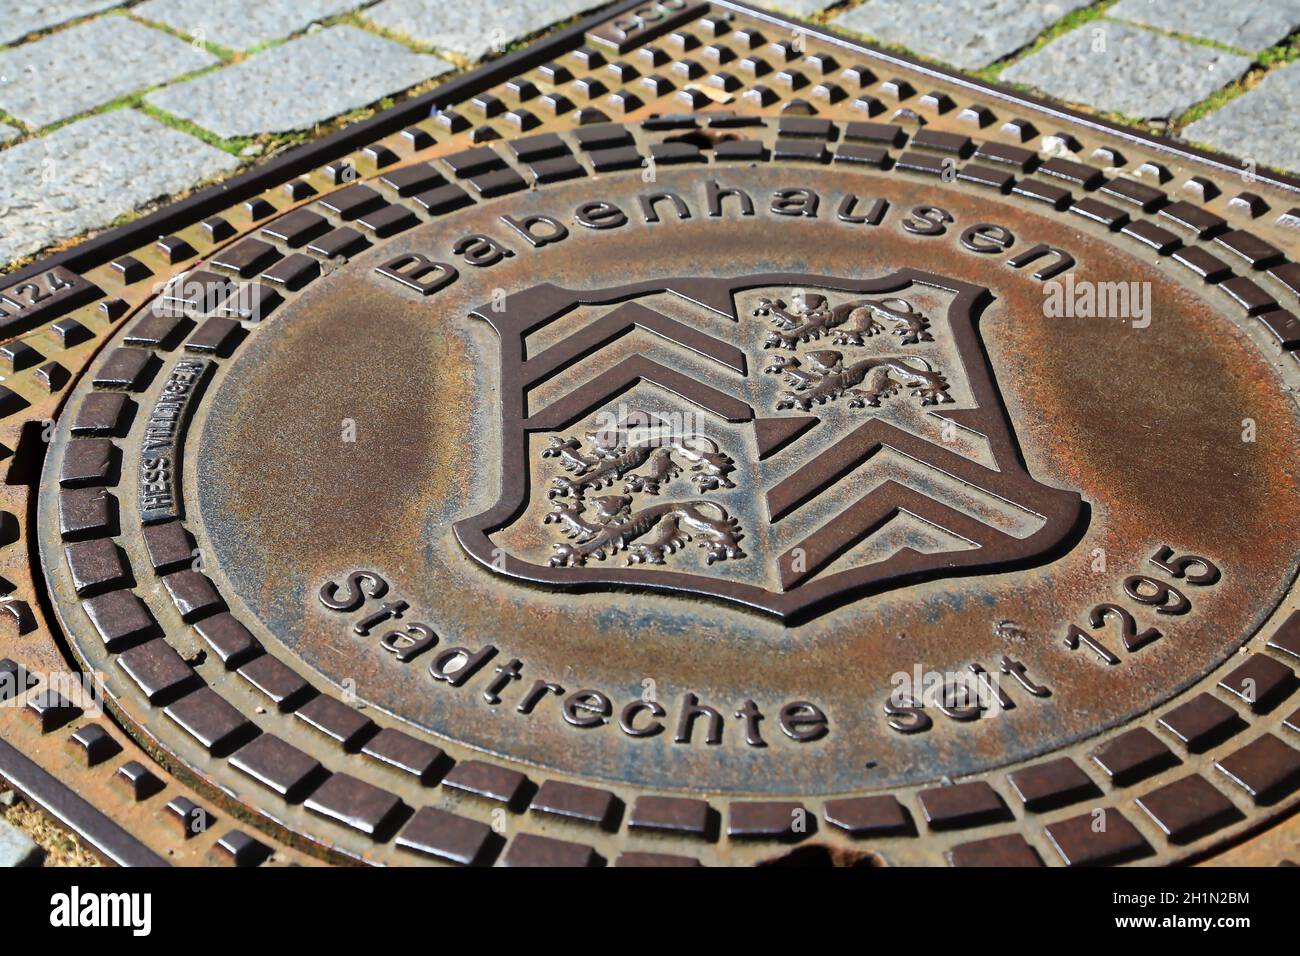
{"left": 2, "top": 0, "right": 1300, "bottom": 868}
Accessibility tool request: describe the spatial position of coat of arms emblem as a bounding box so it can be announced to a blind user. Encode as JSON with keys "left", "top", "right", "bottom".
{"left": 455, "top": 270, "right": 1084, "bottom": 622}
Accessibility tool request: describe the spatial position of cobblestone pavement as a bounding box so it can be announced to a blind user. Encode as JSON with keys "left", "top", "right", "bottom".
{"left": 0, "top": 814, "right": 41, "bottom": 867}
{"left": 0, "top": 1, "right": 1297, "bottom": 270}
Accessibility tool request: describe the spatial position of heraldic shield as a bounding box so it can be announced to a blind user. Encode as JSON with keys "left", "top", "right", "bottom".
{"left": 453, "top": 270, "right": 1085, "bottom": 622}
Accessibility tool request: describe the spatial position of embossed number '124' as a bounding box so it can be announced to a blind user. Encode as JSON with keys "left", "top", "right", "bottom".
{"left": 0, "top": 269, "right": 72, "bottom": 316}
{"left": 1063, "top": 546, "right": 1221, "bottom": 665}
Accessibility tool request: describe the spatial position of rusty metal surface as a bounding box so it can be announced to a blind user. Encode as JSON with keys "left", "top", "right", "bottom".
{"left": 2, "top": 0, "right": 1300, "bottom": 867}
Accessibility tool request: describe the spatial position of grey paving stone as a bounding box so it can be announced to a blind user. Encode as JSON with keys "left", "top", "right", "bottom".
{"left": 145, "top": 26, "right": 452, "bottom": 138}
{"left": 0, "top": 17, "right": 218, "bottom": 129}
{"left": 1184, "top": 61, "right": 1300, "bottom": 174}
{"left": 364, "top": 0, "right": 609, "bottom": 61}
{"left": 0, "top": 818, "right": 41, "bottom": 867}
{"left": 0, "top": 122, "right": 18, "bottom": 144}
{"left": 134, "top": 0, "right": 366, "bottom": 51}
{"left": 750, "top": 0, "right": 835, "bottom": 17}
{"left": 0, "top": 109, "right": 239, "bottom": 266}
{"left": 1109, "top": 0, "right": 1300, "bottom": 53}
{"left": 1001, "top": 20, "right": 1251, "bottom": 119}
{"left": 832, "top": 0, "right": 1092, "bottom": 70}
{"left": 0, "top": 0, "right": 124, "bottom": 47}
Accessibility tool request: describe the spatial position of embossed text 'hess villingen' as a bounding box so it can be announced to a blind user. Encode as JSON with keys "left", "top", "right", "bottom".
{"left": 319, "top": 571, "right": 830, "bottom": 749}
{"left": 374, "top": 178, "right": 1079, "bottom": 298}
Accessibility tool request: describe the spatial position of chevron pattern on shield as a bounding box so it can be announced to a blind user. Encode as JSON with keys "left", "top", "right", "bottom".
{"left": 454, "top": 269, "right": 1085, "bottom": 622}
